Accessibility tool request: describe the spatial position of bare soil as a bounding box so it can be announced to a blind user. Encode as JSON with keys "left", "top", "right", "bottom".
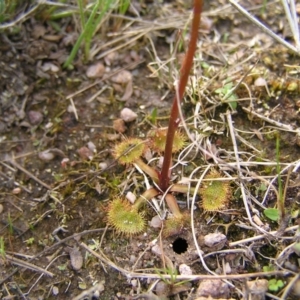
{"left": 1, "top": 1, "right": 300, "bottom": 299}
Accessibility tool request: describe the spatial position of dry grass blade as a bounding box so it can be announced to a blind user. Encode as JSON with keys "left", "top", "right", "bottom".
{"left": 229, "top": 0, "right": 300, "bottom": 55}
{"left": 8, "top": 159, "right": 51, "bottom": 190}
{"left": 5, "top": 254, "right": 54, "bottom": 277}
{"left": 229, "top": 225, "right": 299, "bottom": 247}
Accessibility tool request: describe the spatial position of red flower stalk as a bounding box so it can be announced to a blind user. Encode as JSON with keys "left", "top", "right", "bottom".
{"left": 159, "top": 0, "right": 203, "bottom": 192}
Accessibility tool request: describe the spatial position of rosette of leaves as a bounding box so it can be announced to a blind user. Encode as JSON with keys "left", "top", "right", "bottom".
{"left": 113, "top": 138, "right": 158, "bottom": 182}
{"left": 106, "top": 198, "right": 146, "bottom": 235}
{"left": 199, "top": 169, "right": 232, "bottom": 211}
{"left": 113, "top": 138, "right": 145, "bottom": 164}
{"left": 148, "top": 128, "right": 186, "bottom": 153}
{"left": 106, "top": 188, "right": 160, "bottom": 235}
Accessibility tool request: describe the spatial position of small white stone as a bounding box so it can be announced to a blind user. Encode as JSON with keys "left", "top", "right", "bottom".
{"left": 86, "top": 62, "right": 105, "bottom": 78}
{"left": 131, "top": 279, "right": 138, "bottom": 288}
{"left": 149, "top": 215, "right": 163, "bottom": 228}
{"left": 99, "top": 162, "right": 108, "bottom": 170}
{"left": 68, "top": 247, "right": 83, "bottom": 271}
{"left": 52, "top": 286, "right": 59, "bottom": 295}
{"left": 61, "top": 158, "right": 70, "bottom": 168}
{"left": 155, "top": 281, "right": 169, "bottom": 296}
{"left": 12, "top": 187, "right": 21, "bottom": 195}
{"left": 67, "top": 104, "right": 75, "bottom": 113}
{"left": 129, "top": 255, "right": 136, "bottom": 263}
{"left": 197, "top": 279, "right": 229, "bottom": 298}
{"left": 254, "top": 77, "right": 267, "bottom": 87}
{"left": 246, "top": 279, "right": 269, "bottom": 294}
{"left": 45, "top": 122, "right": 53, "bottom": 129}
{"left": 224, "top": 262, "right": 231, "bottom": 274}
{"left": 87, "top": 141, "right": 96, "bottom": 152}
{"left": 126, "top": 191, "right": 136, "bottom": 204}
{"left": 179, "top": 264, "right": 193, "bottom": 275}
{"left": 42, "top": 62, "right": 59, "bottom": 73}
{"left": 149, "top": 239, "right": 157, "bottom": 247}
{"left": 204, "top": 232, "right": 226, "bottom": 247}
{"left": 39, "top": 150, "right": 55, "bottom": 161}
{"left": 0, "top": 204, "right": 3, "bottom": 214}
{"left": 120, "top": 108, "right": 137, "bottom": 122}
{"left": 104, "top": 51, "right": 118, "bottom": 66}
{"left": 152, "top": 244, "right": 162, "bottom": 256}
{"left": 253, "top": 214, "right": 264, "bottom": 226}
{"left": 28, "top": 110, "right": 43, "bottom": 125}
{"left": 111, "top": 70, "right": 132, "bottom": 83}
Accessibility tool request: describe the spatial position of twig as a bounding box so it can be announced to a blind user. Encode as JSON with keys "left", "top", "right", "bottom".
{"left": 280, "top": 0, "right": 300, "bottom": 51}
{"left": 228, "top": 0, "right": 299, "bottom": 55}
{"left": 5, "top": 254, "right": 53, "bottom": 277}
{"left": 72, "top": 282, "right": 105, "bottom": 300}
{"left": 229, "top": 225, "right": 299, "bottom": 247}
{"left": 9, "top": 159, "right": 51, "bottom": 190}
{"left": 226, "top": 111, "right": 269, "bottom": 235}
{"left": 242, "top": 106, "right": 299, "bottom": 133}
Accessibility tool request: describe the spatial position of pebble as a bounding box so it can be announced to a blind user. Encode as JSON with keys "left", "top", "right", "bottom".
{"left": 87, "top": 141, "right": 96, "bottom": 153}
{"left": 28, "top": 110, "right": 43, "bottom": 125}
{"left": 52, "top": 286, "right": 59, "bottom": 296}
{"left": 204, "top": 232, "right": 227, "bottom": 248}
{"left": 131, "top": 279, "right": 138, "bottom": 288}
{"left": 77, "top": 146, "right": 93, "bottom": 160}
{"left": 111, "top": 70, "right": 132, "bottom": 84}
{"left": 129, "top": 255, "right": 137, "bottom": 264}
{"left": 126, "top": 191, "right": 136, "bottom": 204}
{"left": 67, "top": 247, "right": 83, "bottom": 271}
{"left": 0, "top": 204, "right": 3, "bottom": 214}
{"left": 151, "top": 244, "right": 162, "bottom": 256}
{"left": 120, "top": 108, "right": 137, "bottom": 122}
{"left": 92, "top": 281, "right": 105, "bottom": 298}
{"left": 86, "top": 62, "right": 105, "bottom": 78}
{"left": 149, "top": 215, "right": 163, "bottom": 228}
{"left": 224, "top": 262, "right": 231, "bottom": 274}
{"left": 254, "top": 77, "right": 267, "bottom": 87}
{"left": 196, "top": 279, "right": 229, "bottom": 298}
{"left": 104, "top": 52, "right": 118, "bottom": 66}
{"left": 113, "top": 118, "right": 126, "bottom": 133}
{"left": 39, "top": 150, "right": 55, "bottom": 161}
{"left": 12, "top": 187, "right": 21, "bottom": 195}
{"left": 41, "top": 62, "right": 59, "bottom": 73}
{"left": 155, "top": 281, "right": 169, "bottom": 296}
{"left": 179, "top": 264, "right": 193, "bottom": 275}
{"left": 246, "top": 279, "right": 268, "bottom": 297}
{"left": 99, "top": 162, "right": 108, "bottom": 170}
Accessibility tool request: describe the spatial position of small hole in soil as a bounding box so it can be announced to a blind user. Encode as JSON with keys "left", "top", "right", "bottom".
{"left": 172, "top": 237, "right": 188, "bottom": 254}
